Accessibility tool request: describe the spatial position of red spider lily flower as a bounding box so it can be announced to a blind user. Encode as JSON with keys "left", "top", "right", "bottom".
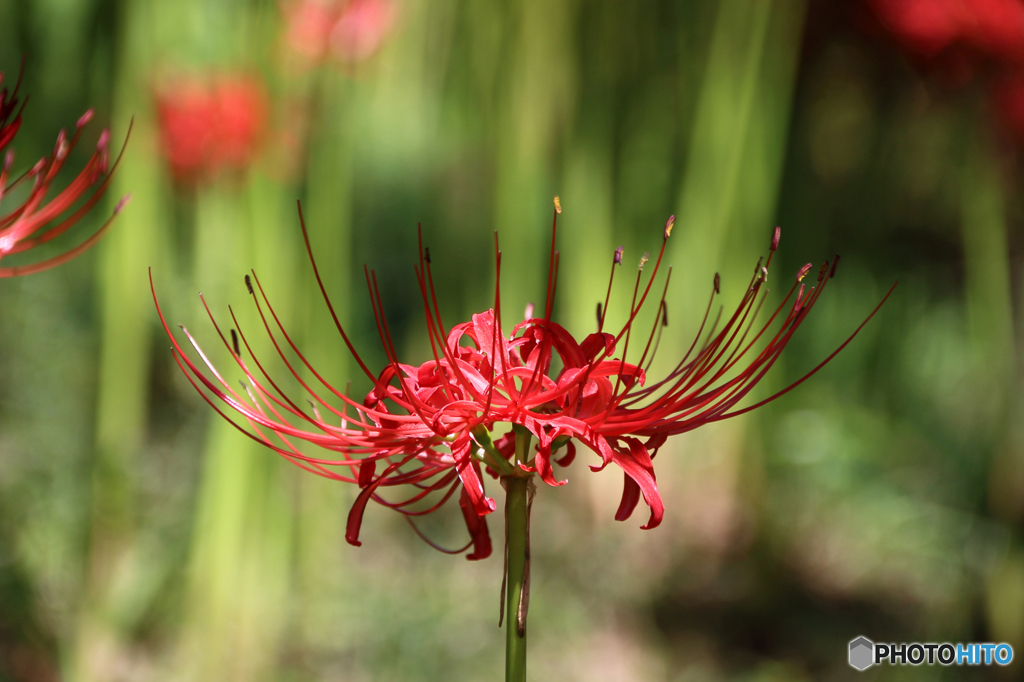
{"left": 0, "top": 69, "right": 25, "bottom": 152}
{"left": 330, "top": 0, "right": 396, "bottom": 62}
{"left": 868, "top": 0, "right": 1024, "bottom": 62}
{"left": 153, "top": 200, "right": 894, "bottom": 561}
{"left": 156, "top": 74, "right": 268, "bottom": 182}
{"left": 866, "top": 1, "right": 1024, "bottom": 148}
{"left": 284, "top": 0, "right": 396, "bottom": 65}
{"left": 284, "top": 0, "right": 337, "bottom": 62}
{"left": 0, "top": 65, "right": 128, "bottom": 277}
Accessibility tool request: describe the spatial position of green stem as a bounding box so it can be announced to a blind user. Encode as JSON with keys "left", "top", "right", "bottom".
{"left": 503, "top": 474, "right": 531, "bottom": 682}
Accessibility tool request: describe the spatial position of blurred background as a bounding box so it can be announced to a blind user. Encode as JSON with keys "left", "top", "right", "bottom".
{"left": 2, "top": 0, "right": 1023, "bottom": 680}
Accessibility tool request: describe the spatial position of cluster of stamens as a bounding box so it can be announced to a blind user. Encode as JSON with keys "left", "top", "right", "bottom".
{"left": 0, "top": 64, "right": 129, "bottom": 277}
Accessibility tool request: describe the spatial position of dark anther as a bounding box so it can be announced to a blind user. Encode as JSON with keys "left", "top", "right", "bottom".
{"left": 714, "top": 273, "right": 721, "bottom": 294}
{"left": 817, "top": 262, "right": 828, "bottom": 282}
{"left": 661, "top": 304, "right": 669, "bottom": 327}
{"left": 244, "top": 274, "right": 253, "bottom": 294}
{"left": 596, "top": 302, "right": 603, "bottom": 328}
{"left": 614, "top": 246, "right": 623, "bottom": 265}
{"left": 424, "top": 247, "right": 431, "bottom": 264}
{"left": 230, "top": 329, "right": 240, "bottom": 356}
{"left": 830, "top": 254, "right": 840, "bottom": 279}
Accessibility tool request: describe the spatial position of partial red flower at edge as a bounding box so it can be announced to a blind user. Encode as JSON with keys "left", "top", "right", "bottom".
{"left": 156, "top": 74, "right": 268, "bottom": 183}
{"left": 284, "top": 0, "right": 397, "bottom": 65}
{"left": 152, "top": 200, "right": 895, "bottom": 561}
{"left": 868, "top": 0, "right": 1024, "bottom": 63}
{"left": 330, "top": 0, "right": 396, "bottom": 62}
{"left": 0, "top": 64, "right": 129, "bottom": 277}
{"left": 866, "top": 0, "right": 1024, "bottom": 149}
{"left": 0, "top": 69, "right": 24, "bottom": 151}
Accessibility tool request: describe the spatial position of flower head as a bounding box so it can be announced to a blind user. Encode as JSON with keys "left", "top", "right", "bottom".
{"left": 0, "top": 63, "right": 128, "bottom": 277}
{"left": 283, "top": 0, "right": 397, "bottom": 65}
{"left": 156, "top": 74, "right": 268, "bottom": 183}
{"left": 866, "top": 0, "right": 1024, "bottom": 148}
{"left": 0, "top": 69, "right": 25, "bottom": 152}
{"left": 869, "top": 0, "right": 1024, "bottom": 62}
{"left": 154, "top": 200, "right": 893, "bottom": 560}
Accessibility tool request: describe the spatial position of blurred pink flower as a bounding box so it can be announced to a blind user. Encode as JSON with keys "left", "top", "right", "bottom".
{"left": 0, "top": 65, "right": 127, "bottom": 277}
{"left": 285, "top": 1, "right": 337, "bottom": 62}
{"left": 284, "top": 0, "right": 396, "bottom": 65}
{"left": 156, "top": 74, "right": 268, "bottom": 182}
{"left": 154, "top": 203, "right": 892, "bottom": 561}
{"left": 330, "top": 0, "right": 396, "bottom": 62}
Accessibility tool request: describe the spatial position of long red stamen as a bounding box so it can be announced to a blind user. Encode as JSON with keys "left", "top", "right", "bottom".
{"left": 297, "top": 201, "right": 376, "bottom": 382}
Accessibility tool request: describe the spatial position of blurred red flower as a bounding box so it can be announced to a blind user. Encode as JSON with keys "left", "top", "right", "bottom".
{"left": 869, "top": 0, "right": 1024, "bottom": 61}
{"left": 156, "top": 74, "right": 268, "bottom": 182}
{"left": 154, "top": 203, "right": 892, "bottom": 560}
{"left": 868, "top": 0, "right": 1024, "bottom": 146}
{"left": 0, "top": 66, "right": 127, "bottom": 277}
{"left": 284, "top": 0, "right": 396, "bottom": 65}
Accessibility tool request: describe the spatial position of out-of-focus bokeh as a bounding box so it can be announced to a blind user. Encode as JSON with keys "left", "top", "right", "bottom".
{"left": 2, "top": 0, "right": 1023, "bottom": 680}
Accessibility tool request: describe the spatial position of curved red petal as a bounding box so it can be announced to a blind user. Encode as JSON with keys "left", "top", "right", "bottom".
{"left": 614, "top": 473, "right": 641, "bottom": 521}
{"left": 459, "top": 485, "right": 493, "bottom": 561}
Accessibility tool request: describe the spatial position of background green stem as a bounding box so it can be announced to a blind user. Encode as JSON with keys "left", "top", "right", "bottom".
{"left": 503, "top": 475, "right": 530, "bottom": 682}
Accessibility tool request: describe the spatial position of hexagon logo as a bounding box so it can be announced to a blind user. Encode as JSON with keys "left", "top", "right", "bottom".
{"left": 849, "top": 636, "right": 874, "bottom": 671}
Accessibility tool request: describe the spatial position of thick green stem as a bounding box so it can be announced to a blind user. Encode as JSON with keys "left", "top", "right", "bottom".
{"left": 503, "top": 474, "right": 531, "bottom": 682}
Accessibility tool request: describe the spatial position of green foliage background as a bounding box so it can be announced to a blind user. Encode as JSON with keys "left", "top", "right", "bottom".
{"left": 1, "top": 0, "right": 1022, "bottom": 680}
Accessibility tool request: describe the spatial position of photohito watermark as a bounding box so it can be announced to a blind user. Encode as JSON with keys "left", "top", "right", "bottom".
{"left": 848, "top": 636, "right": 1014, "bottom": 671}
